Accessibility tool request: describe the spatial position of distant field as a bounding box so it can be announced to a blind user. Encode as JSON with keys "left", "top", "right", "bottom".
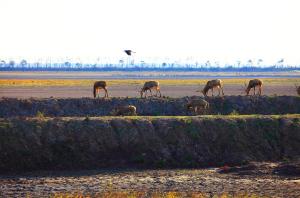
{"left": 0, "top": 71, "right": 299, "bottom": 97}
{"left": 0, "top": 78, "right": 299, "bottom": 87}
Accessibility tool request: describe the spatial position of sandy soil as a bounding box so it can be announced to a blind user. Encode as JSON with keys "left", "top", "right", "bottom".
{"left": 0, "top": 164, "right": 299, "bottom": 198}
{"left": 0, "top": 84, "right": 297, "bottom": 98}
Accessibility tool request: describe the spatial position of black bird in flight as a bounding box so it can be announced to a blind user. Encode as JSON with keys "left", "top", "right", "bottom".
{"left": 124, "top": 50, "right": 136, "bottom": 56}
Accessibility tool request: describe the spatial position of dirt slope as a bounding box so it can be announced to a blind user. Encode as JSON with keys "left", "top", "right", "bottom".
{"left": 0, "top": 116, "right": 299, "bottom": 172}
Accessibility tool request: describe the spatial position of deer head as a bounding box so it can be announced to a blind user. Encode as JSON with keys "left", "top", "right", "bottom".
{"left": 244, "top": 82, "right": 250, "bottom": 95}
{"left": 196, "top": 85, "right": 205, "bottom": 96}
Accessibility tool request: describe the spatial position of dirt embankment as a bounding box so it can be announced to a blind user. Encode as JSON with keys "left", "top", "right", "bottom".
{"left": 0, "top": 116, "right": 299, "bottom": 172}
{"left": 1, "top": 96, "right": 300, "bottom": 117}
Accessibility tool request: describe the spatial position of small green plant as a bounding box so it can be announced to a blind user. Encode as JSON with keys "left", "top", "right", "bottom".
{"left": 230, "top": 110, "right": 239, "bottom": 116}
{"left": 36, "top": 111, "right": 45, "bottom": 119}
{"left": 156, "top": 159, "right": 167, "bottom": 168}
{"left": 84, "top": 116, "right": 90, "bottom": 122}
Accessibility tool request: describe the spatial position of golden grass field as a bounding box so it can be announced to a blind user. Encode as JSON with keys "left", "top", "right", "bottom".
{"left": 0, "top": 78, "right": 299, "bottom": 87}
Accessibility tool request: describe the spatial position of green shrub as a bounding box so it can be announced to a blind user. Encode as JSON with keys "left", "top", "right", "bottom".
{"left": 230, "top": 110, "right": 239, "bottom": 116}
{"left": 36, "top": 111, "right": 45, "bottom": 119}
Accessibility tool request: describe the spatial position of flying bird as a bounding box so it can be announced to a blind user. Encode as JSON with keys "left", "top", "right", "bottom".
{"left": 124, "top": 50, "right": 136, "bottom": 56}
{"left": 277, "top": 58, "right": 284, "bottom": 63}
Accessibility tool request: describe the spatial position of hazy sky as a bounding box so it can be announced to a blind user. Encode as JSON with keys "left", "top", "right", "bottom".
{"left": 0, "top": 0, "right": 299, "bottom": 64}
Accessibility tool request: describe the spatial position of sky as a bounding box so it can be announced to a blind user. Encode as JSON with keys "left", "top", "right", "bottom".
{"left": 0, "top": 0, "right": 300, "bottom": 65}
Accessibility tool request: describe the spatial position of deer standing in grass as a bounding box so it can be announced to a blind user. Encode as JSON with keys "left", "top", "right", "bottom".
{"left": 112, "top": 105, "right": 137, "bottom": 116}
{"left": 244, "top": 79, "right": 263, "bottom": 96}
{"left": 140, "top": 81, "right": 161, "bottom": 98}
{"left": 93, "top": 81, "right": 109, "bottom": 98}
{"left": 201, "top": 79, "right": 224, "bottom": 97}
{"left": 186, "top": 98, "right": 209, "bottom": 114}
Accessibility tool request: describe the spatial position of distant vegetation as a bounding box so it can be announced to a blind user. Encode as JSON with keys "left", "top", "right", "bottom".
{"left": 0, "top": 59, "right": 299, "bottom": 72}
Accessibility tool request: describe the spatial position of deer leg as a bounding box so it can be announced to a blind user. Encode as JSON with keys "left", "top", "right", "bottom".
{"left": 198, "top": 107, "right": 202, "bottom": 115}
{"left": 211, "top": 88, "right": 214, "bottom": 96}
{"left": 259, "top": 86, "right": 262, "bottom": 95}
{"left": 158, "top": 89, "right": 161, "bottom": 97}
{"left": 198, "top": 106, "right": 202, "bottom": 115}
{"left": 218, "top": 86, "right": 221, "bottom": 96}
{"left": 260, "top": 87, "right": 262, "bottom": 95}
{"left": 254, "top": 87, "right": 256, "bottom": 95}
{"left": 105, "top": 88, "right": 108, "bottom": 98}
{"left": 149, "top": 89, "right": 153, "bottom": 96}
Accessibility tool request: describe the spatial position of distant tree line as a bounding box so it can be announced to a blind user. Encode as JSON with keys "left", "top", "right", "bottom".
{"left": 0, "top": 59, "right": 299, "bottom": 72}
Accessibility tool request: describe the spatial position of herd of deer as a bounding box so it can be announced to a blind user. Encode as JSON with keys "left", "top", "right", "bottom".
{"left": 93, "top": 79, "right": 300, "bottom": 116}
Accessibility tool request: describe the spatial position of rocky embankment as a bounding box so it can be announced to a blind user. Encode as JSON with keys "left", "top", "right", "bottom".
{"left": 0, "top": 115, "right": 299, "bottom": 172}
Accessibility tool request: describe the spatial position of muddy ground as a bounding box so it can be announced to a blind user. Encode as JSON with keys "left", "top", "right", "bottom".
{"left": 0, "top": 163, "right": 299, "bottom": 198}
{"left": 0, "top": 84, "right": 298, "bottom": 98}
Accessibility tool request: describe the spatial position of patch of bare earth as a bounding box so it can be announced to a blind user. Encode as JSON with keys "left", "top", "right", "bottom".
{"left": 0, "top": 163, "right": 299, "bottom": 197}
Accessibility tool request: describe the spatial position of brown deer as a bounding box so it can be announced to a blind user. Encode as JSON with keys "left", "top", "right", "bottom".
{"left": 93, "top": 81, "right": 108, "bottom": 98}
{"left": 111, "top": 105, "right": 137, "bottom": 116}
{"left": 140, "top": 81, "right": 161, "bottom": 98}
{"left": 244, "top": 79, "right": 263, "bottom": 96}
{"left": 201, "top": 79, "right": 224, "bottom": 97}
{"left": 186, "top": 98, "right": 209, "bottom": 114}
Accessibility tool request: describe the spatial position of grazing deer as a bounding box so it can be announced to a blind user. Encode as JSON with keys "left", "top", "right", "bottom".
{"left": 140, "top": 81, "right": 161, "bottom": 98}
{"left": 186, "top": 98, "right": 209, "bottom": 114}
{"left": 93, "top": 81, "right": 108, "bottom": 98}
{"left": 112, "top": 105, "right": 137, "bottom": 116}
{"left": 201, "top": 79, "right": 224, "bottom": 97}
{"left": 244, "top": 79, "right": 263, "bottom": 96}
